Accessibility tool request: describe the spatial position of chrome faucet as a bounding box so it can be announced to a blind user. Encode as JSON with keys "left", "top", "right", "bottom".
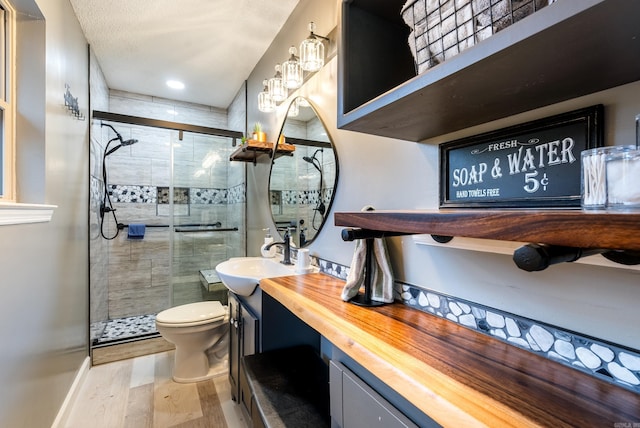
{"left": 264, "top": 228, "right": 293, "bottom": 265}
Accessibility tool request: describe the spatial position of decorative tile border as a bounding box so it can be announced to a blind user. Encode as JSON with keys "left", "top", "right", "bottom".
{"left": 280, "top": 188, "right": 334, "bottom": 206}
{"left": 191, "top": 187, "right": 227, "bottom": 204}
{"left": 315, "top": 257, "right": 640, "bottom": 393}
{"left": 109, "top": 184, "right": 157, "bottom": 203}
{"left": 107, "top": 184, "right": 246, "bottom": 205}
{"left": 318, "top": 258, "right": 349, "bottom": 280}
{"left": 398, "top": 282, "right": 640, "bottom": 393}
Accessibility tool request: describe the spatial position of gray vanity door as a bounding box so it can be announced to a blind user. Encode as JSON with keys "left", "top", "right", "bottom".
{"left": 329, "top": 361, "right": 424, "bottom": 428}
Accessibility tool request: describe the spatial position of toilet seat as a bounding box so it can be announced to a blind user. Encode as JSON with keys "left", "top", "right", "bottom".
{"left": 156, "top": 301, "right": 226, "bottom": 327}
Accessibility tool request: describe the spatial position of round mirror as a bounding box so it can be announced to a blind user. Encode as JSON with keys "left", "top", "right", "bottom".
{"left": 269, "top": 97, "right": 338, "bottom": 247}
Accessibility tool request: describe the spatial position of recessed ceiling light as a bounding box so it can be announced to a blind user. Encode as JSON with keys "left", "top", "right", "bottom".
{"left": 166, "top": 80, "right": 185, "bottom": 90}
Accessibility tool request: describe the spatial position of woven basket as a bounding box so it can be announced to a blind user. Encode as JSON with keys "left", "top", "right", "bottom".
{"left": 401, "top": 0, "right": 552, "bottom": 74}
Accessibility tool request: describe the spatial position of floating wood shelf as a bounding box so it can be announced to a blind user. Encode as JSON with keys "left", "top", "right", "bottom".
{"left": 229, "top": 140, "right": 295, "bottom": 163}
{"left": 334, "top": 209, "right": 640, "bottom": 251}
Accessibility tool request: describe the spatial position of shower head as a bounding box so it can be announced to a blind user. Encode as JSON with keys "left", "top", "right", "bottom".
{"left": 101, "top": 122, "right": 139, "bottom": 156}
{"left": 104, "top": 138, "right": 138, "bottom": 156}
{"left": 303, "top": 155, "right": 321, "bottom": 173}
{"left": 101, "top": 122, "right": 138, "bottom": 146}
{"left": 303, "top": 148, "right": 323, "bottom": 172}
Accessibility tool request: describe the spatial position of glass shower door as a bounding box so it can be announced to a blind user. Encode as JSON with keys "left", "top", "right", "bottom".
{"left": 169, "top": 131, "right": 246, "bottom": 308}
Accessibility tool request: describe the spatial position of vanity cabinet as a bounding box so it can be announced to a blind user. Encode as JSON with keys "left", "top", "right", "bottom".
{"left": 228, "top": 291, "right": 259, "bottom": 413}
{"left": 338, "top": 0, "right": 640, "bottom": 142}
{"left": 330, "top": 361, "right": 424, "bottom": 428}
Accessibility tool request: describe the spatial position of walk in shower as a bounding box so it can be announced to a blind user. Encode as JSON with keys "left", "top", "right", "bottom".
{"left": 89, "top": 111, "right": 246, "bottom": 350}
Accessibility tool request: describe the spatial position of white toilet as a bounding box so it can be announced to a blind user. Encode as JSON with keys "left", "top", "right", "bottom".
{"left": 156, "top": 300, "right": 229, "bottom": 383}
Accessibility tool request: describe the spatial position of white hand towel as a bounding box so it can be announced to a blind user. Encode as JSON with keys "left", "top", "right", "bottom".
{"left": 372, "top": 238, "right": 394, "bottom": 303}
{"left": 341, "top": 207, "right": 394, "bottom": 304}
{"left": 342, "top": 238, "right": 367, "bottom": 301}
{"left": 341, "top": 238, "right": 394, "bottom": 304}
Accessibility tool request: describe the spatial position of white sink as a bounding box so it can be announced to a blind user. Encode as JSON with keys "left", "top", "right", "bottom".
{"left": 215, "top": 257, "right": 315, "bottom": 296}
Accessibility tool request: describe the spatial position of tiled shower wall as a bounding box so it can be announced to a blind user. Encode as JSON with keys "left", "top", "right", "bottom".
{"left": 89, "top": 89, "right": 247, "bottom": 341}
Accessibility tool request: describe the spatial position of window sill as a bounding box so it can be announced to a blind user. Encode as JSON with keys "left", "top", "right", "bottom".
{"left": 0, "top": 202, "right": 57, "bottom": 225}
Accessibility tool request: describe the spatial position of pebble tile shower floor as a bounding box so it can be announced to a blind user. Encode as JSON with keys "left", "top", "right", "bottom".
{"left": 93, "top": 314, "right": 158, "bottom": 345}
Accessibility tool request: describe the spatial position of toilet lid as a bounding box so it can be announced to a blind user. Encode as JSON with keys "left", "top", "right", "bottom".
{"left": 156, "top": 301, "right": 226, "bottom": 325}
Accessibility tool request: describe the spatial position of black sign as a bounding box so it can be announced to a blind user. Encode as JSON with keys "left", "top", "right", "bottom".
{"left": 440, "top": 105, "right": 604, "bottom": 208}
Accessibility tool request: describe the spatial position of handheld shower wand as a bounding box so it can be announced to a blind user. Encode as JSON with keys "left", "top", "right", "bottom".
{"left": 99, "top": 123, "right": 139, "bottom": 239}
{"left": 303, "top": 149, "right": 325, "bottom": 229}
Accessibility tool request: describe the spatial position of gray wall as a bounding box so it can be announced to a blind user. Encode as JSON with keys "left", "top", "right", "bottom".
{"left": 247, "top": 0, "right": 640, "bottom": 352}
{"left": 0, "top": 0, "right": 90, "bottom": 426}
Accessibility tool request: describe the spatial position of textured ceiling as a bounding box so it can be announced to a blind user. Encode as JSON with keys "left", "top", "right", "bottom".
{"left": 70, "top": 0, "right": 300, "bottom": 109}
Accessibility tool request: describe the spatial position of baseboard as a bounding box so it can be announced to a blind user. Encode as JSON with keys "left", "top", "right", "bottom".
{"left": 51, "top": 356, "right": 90, "bottom": 428}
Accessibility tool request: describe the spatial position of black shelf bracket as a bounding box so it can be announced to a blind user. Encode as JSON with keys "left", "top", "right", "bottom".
{"left": 513, "top": 244, "right": 640, "bottom": 272}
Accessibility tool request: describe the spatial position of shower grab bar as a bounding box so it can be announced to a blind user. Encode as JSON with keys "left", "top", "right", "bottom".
{"left": 175, "top": 226, "right": 238, "bottom": 233}
{"left": 117, "top": 222, "right": 238, "bottom": 233}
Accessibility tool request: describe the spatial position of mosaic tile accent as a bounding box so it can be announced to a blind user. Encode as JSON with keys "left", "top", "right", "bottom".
{"left": 107, "top": 184, "right": 246, "bottom": 205}
{"left": 318, "top": 259, "right": 348, "bottom": 281}
{"left": 109, "top": 185, "right": 157, "bottom": 203}
{"left": 280, "top": 188, "right": 333, "bottom": 206}
{"left": 396, "top": 282, "right": 640, "bottom": 393}
{"left": 94, "top": 314, "right": 158, "bottom": 344}
{"left": 314, "top": 256, "right": 640, "bottom": 393}
{"left": 191, "top": 187, "right": 227, "bottom": 204}
{"left": 227, "top": 183, "right": 246, "bottom": 204}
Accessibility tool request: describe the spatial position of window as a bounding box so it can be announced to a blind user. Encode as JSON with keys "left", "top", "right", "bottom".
{"left": 0, "top": 1, "right": 15, "bottom": 202}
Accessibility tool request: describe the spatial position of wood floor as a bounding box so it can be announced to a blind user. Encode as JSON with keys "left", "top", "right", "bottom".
{"left": 65, "top": 350, "right": 249, "bottom": 428}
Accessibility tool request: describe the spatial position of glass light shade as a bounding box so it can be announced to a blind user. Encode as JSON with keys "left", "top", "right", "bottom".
{"left": 300, "top": 22, "right": 325, "bottom": 72}
{"left": 258, "top": 91, "right": 275, "bottom": 113}
{"left": 282, "top": 46, "right": 303, "bottom": 89}
{"left": 268, "top": 64, "right": 287, "bottom": 102}
{"left": 258, "top": 80, "right": 275, "bottom": 112}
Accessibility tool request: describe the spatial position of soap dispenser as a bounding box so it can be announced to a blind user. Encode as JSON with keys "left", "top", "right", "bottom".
{"left": 260, "top": 228, "right": 276, "bottom": 258}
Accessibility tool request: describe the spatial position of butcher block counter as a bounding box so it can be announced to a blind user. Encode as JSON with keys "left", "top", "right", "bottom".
{"left": 260, "top": 273, "right": 640, "bottom": 427}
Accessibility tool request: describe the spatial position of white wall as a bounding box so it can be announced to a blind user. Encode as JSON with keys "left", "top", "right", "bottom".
{"left": 0, "top": 0, "right": 90, "bottom": 426}
{"left": 248, "top": 0, "right": 640, "bottom": 351}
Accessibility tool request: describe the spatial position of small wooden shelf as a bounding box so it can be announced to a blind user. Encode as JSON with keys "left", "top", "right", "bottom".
{"left": 338, "top": 0, "right": 640, "bottom": 142}
{"left": 334, "top": 209, "right": 640, "bottom": 251}
{"left": 229, "top": 140, "right": 295, "bottom": 163}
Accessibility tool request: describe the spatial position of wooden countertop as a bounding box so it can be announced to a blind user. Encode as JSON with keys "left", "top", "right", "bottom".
{"left": 260, "top": 273, "right": 640, "bottom": 427}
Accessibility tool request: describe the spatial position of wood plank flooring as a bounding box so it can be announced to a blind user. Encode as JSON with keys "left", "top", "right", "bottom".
{"left": 65, "top": 351, "right": 249, "bottom": 428}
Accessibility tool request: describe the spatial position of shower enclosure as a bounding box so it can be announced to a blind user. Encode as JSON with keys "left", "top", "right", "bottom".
{"left": 89, "top": 112, "right": 246, "bottom": 351}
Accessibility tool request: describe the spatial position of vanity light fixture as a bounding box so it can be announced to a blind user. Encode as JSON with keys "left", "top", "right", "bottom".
{"left": 258, "top": 79, "right": 276, "bottom": 113}
{"left": 282, "top": 46, "right": 303, "bottom": 89}
{"left": 300, "top": 22, "right": 329, "bottom": 72}
{"left": 268, "top": 64, "right": 287, "bottom": 102}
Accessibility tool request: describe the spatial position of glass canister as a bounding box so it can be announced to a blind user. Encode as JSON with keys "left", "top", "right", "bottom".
{"left": 581, "top": 146, "right": 636, "bottom": 210}
{"left": 606, "top": 148, "right": 640, "bottom": 210}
